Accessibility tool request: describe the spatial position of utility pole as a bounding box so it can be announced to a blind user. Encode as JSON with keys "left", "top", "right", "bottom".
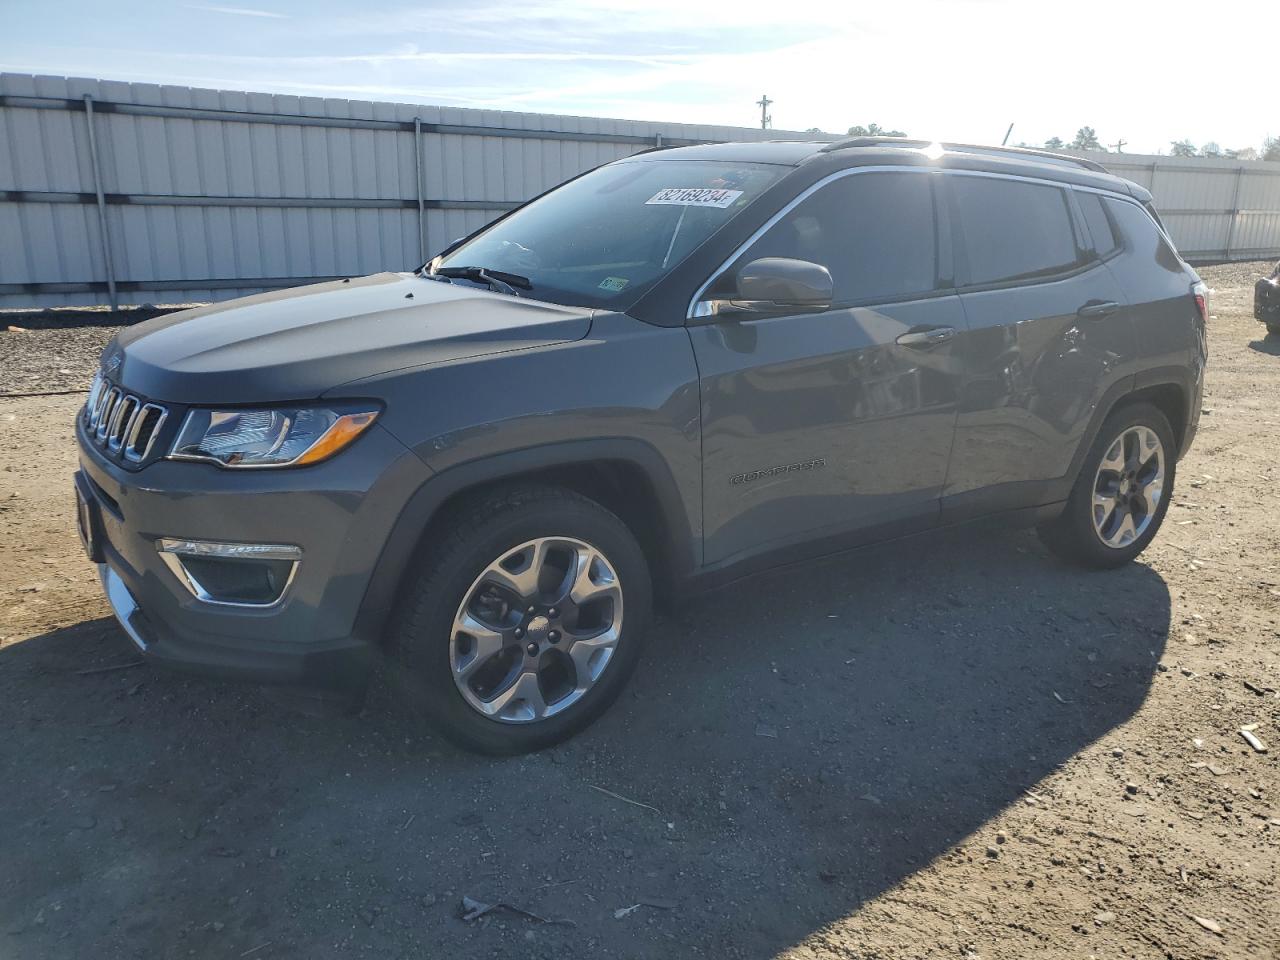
{"left": 756, "top": 94, "right": 772, "bottom": 131}
{"left": 1110, "top": 138, "right": 1127, "bottom": 153}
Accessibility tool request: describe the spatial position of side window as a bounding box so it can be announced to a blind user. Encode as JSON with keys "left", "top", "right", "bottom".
{"left": 1104, "top": 197, "right": 1183, "bottom": 272}
{"left": 1076, "top": 192, "right": 1120, "bottom": 258}
{"left": 951, "top": 176, "right": 1081, "bottom": 285}
{"left": 732, "top": 171, "right": 937, "bottom": 305}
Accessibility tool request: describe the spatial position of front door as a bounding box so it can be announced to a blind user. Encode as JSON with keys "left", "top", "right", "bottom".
{"left": 690, "top": 169, "right": 967, "bottom": 567}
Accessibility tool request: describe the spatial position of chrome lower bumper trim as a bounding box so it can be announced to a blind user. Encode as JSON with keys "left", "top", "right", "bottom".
{"left": 98, "top": 563, "right": 148, "bottom": 652}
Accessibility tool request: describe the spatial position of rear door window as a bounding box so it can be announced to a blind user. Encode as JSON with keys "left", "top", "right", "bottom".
{"left": 950, "top": 176, "right": 1082, "bottom": 285}
{"left": 1076, "top": 192, "right": 1121, "bottom": 258}
{"left": 728, "top": 171, "right": 938, "bottom": 305}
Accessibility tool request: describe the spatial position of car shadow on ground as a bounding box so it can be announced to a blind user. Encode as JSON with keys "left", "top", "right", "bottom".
{"left": 1247, "top": 335, "right": 1280, "bottom": 356}
{"left": 0, "top": 525, "right": 1169, "bottom": 959}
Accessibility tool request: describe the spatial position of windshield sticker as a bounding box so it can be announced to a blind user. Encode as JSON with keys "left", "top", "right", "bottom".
{"left": 598, "top": 276, "right": 630, "bottom": 292}
{"left": 645, "top": 188, "right": 744, "bottom": 208}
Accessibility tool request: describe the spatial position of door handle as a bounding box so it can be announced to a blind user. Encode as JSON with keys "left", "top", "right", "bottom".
{"left": 1077, "top": 300, "right": 1120, "bottom": 320}
{"left": 896, "top": 326, "right": 956, "bottom": 347}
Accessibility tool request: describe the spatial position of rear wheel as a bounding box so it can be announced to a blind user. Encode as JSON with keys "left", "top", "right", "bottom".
{"left": 1037, "top": 401, "right": 1176, "bottom": 569}
{"left": 1266, "top": 322, "right": 1280, "bottom": 337}
{"left": 390, "top": 485, "right": 651, "bottom": 754}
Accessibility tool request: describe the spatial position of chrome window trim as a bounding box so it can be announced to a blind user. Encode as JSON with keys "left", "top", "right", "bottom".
{"left": 1072, "top": 184, "right": 1181, "bottom": 252}
{"left": 944, "top": 170, "right": 1090, "bottom": 289}
{"left": 685, "top": 164, "right": 1119, "bottom": 321}
{"left": 686, "top": 164, "right": 935, "bottom": 321}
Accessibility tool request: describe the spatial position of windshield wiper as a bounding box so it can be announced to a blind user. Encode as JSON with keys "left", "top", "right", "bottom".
{"left": 433, "top": 266, "right": 532, "bottom": 296}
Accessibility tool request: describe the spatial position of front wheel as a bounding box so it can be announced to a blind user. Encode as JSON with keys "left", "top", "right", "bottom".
{"left": 1266, "top": 322, "right": 1280, "bottom": 337}
{"left": 390, "top": 485, "right": 651, "bottom": 754}
{"left": 1037, "top": 402, "right": 1176, "bottom": 569}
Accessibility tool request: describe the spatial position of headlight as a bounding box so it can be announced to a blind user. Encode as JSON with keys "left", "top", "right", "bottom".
{"left": 169, "top": 405, "right": 379, "bottom": 468}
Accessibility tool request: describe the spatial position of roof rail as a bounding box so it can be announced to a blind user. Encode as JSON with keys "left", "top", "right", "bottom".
{"left": 818, "top": 136, "right": 1109, "bottom": 174}
{"left": 819, "top": 136, "right": 931, "bottom": 152}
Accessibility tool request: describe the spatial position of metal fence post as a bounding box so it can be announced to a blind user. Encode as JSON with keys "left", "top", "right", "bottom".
{"left": 1224, "top": 164, "right": 1245, "bottom": 261}
{"left": 82, "top": 94, "right": 118, "bottom": 311}
{"left": 413, "top": 117, "right": 427, "bottom": 263}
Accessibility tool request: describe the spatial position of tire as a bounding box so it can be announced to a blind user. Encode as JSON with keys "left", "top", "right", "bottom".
{"left": 389, "top": 484, "right": 651, "bottom": 755}
{"left": 1037, "top": 401, "right": 1176, "bottom": 569}
{"left": 1267, "top": 323, "right": 1280, "bottom": 337}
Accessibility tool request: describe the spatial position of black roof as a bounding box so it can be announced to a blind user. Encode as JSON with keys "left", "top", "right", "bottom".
{"left": 633, "top": 138, "right": 1151, "bottom": 203}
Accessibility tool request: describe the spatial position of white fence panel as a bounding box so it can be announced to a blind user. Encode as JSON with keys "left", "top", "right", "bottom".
{"left": 1074, "top": 150, "right": 1280, "bottom": 262}
{"left": 0, "top": 73, "right": 815, "bottom": 308}
{"left": 3, "top": 73, "right": 1279, "bottom": 309}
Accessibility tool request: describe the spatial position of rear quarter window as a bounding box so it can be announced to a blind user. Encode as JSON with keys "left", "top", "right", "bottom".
{"left": 951, "top": 176, "right": 1081, "bottom": 286}
{"left": 1104, "top": 197, "right": 1184, "bottom": 273}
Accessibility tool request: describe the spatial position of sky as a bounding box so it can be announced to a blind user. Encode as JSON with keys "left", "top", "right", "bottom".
{"left": 1, "top": 0, "right": 1273, "bottom": 155}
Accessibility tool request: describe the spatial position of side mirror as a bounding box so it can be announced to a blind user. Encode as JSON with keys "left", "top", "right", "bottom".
{"left": 694, "top": 257, "right": 833, "bottom": 319}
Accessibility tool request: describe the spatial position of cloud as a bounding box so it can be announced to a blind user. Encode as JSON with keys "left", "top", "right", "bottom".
{"left": 186, "top": 5, "right": 289, "bottom": 18}
{"left": 5, "top": 0, "right": 1274, "bottom": 152}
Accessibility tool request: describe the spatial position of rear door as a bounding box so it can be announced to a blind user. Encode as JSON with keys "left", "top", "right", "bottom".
{"left": 941, "top": 172, "right": 1136, "bottom": 520}
{"left": 690, "top": 169, "right": 967, "bottom": 567}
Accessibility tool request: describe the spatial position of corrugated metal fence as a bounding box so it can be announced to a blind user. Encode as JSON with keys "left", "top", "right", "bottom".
{"left": 2, "top": 73, "right": 1278, "bottom": 310}
{"left": 1065, "top": 150, "right": 1280, "bottom": 264}
{"left": 0, "top": 73, "right": 812, "bottom": 309}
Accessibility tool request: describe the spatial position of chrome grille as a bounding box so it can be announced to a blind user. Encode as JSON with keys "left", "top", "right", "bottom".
{"left": 84, "top": 372, "right": 168, "bottom": 464}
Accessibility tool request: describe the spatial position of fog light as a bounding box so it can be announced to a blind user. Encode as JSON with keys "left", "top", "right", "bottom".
{"left": 157, "top": 538, "right": 301, "bottom": 607}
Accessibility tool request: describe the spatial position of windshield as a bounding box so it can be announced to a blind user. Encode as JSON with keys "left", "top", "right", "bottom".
{"left": 433, "top": 159, "right": 785, "bottom": 309}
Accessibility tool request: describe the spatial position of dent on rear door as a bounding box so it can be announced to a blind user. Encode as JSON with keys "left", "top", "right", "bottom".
{"left": 942, "top": 176, "right": 1137, "bottom": 512}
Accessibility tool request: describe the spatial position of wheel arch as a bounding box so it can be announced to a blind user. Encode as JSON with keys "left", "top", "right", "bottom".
{"left": 1124, "top": 380, "right": 1188, "bottom": 454}
{"left": 352, "top": 439, "right": 697, "bottom": 646}
{"left": 1073, "top": 370, "right": 1190, "bottom": 475}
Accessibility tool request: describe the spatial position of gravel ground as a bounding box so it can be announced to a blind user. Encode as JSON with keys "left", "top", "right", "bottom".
{"left": 1, "top": 305, "right": 190, "bottom": 395}
{"left": 1, "top": 325, "right": 121, "bottom": 395}
{"left": 0, "top": 264, "right": 1277, "bottom": 959}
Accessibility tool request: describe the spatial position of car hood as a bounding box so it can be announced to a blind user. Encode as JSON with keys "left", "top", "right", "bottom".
{"left": 109, "top": 273, "right": 593, "bottom": 404}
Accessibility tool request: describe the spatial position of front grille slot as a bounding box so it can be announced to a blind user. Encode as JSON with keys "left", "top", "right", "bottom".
{"left": 83, "top": 375, "right": 170, "bottom": 467}
{"left": 124, "top": 404, "right": 167, "bottom": 463}
{"left": 107, "top": 395, "right": 138, "bottom": 450}
{"left": 94, "top": 387, "right": 120, "bottom": 441}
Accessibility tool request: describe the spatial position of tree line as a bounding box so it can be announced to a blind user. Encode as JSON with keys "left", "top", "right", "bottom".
{"left": 819, "top": 123, "right": 1280, "bottom": 162}
{"left": 1042, "top": 127, "right": 1280, "bottom": 161}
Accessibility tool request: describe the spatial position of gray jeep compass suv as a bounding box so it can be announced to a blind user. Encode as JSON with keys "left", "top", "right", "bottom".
{"left": 75, "top": 137, "right": 1207, "bottom": 753}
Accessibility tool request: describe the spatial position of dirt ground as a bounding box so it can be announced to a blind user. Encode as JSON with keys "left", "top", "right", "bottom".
{"left": 1, "top": 264, "right": 1277, "bottom": 960}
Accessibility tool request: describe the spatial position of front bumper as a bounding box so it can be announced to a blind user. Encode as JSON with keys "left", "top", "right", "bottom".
{"left": 96, "top": 561, "right": 372, "bottom": 688}
{"left": 77, "top": 415, "right": 432, "bottom": 691}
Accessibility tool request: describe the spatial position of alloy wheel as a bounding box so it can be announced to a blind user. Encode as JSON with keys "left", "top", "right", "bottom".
{"left": 449, "top": 537, "right": 624, "bottom": 723}
{"left": 1091, "top": 425, "right": 1165, "bottom": 549}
